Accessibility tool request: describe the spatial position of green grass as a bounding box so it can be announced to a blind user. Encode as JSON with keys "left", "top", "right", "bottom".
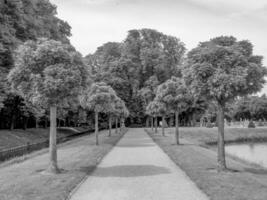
{"left": 0, "top": 129, "right": 126, "bottom": 200}
{"left": 147, "top": 127, "right": 267, "bottom": 200}
{"left": 176, "top": 127, "right": 267, "bottom": 145}
{"left": 0, "top": 127, "right": 87, "bottom": 151}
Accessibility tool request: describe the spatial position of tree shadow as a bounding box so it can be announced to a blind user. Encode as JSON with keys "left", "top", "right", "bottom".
{"left": 243, "top": 167, "right": 267, "bottom": 175}
{"left": 116, "top": 143, "right": 155, "bottom": 148}
{"left": 80, "top": 165, "right": 171, "bottom": 177}
{"left": 116, "top": 138, "right": 155, "bottom": 148}
{"left": 206, "top": 167, "right": 267, "bottom": 175}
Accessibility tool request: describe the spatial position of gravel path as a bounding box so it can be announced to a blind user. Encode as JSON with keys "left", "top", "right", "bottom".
{"left": 69, "top": 128, "right": 209, "bottom": 200}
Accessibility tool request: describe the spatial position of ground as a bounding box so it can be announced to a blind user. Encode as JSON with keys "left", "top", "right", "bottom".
{"left": 148, "top": 127, "right": 267, "bottom": 200}
{"left": 0, "top": 127, "right": 88, "bottom": 150}
{"left": 2, "top": 127, "right": 267, "bottom": 200}
{"left": 0, "top": 129, "right": 123, "bottom": 200}
{"left": 176, "top": 127, "right": 267, "bottom": 145}
{"left": 69, "top": 128, "right": 208, "bottom": 200}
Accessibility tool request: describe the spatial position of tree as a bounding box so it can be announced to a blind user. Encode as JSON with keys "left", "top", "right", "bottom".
{"left": 139, "top": 75, "right": 159, "bottom": 127}
{"left": 0, "top": 0, "right": 72, "bottom": 130}
{"left": 229, "top": 97, "right": 251, "bottom": 121}
{"left": 183, "top": 36, "right": 267, "bottom": 171}
{"left": 85, "top": 29, "right": 185, "bottom": 125}
{"left": 113, "top": 97, "right": 129, "bottom": 133}
{"left": 146, "top": 100, "right": 167, "bottom": 136}
{"left": 248, "top": 95, "right": 267, "bottom": 120}
{"left": 8, "top": 38, "right": 88, "bottom": 173}
{"left": 155, "top": 77, "right": 189, "bottom": 143}
{"left": 80, "top": 82, "right": 117, "bottom": 145}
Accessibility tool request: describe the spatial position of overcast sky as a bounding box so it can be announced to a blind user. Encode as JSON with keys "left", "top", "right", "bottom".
{"left": 50, "top": 0, "right": 267, "bottom": 93}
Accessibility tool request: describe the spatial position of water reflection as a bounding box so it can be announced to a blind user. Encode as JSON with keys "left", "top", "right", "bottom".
{"left": 226, "top": 143, "right": 267, "bottom": 168}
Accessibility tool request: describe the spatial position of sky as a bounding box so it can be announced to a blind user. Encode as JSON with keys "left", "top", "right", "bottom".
{"left": 50, "top": 0, "right": 267, "bottom": 93}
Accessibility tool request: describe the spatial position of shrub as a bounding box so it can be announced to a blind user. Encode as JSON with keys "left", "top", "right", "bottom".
{"left": 206, "top": 122, "right": 214, "bottom": 128}
{"left": 257, "top": 121, "right": 264, "bottom": 127}
{"left": 248, "top": 121, "right": 256, "bottom": 128}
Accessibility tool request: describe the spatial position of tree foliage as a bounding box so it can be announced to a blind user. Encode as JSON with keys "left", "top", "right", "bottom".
{"left": 85, "top": 29, "right": 185, "bottom": 125}
{"left": 80, "top": 82, "right": 117, "bottom": 114}
{"left": 155, "top": 76, "right": 189, "bottom": 113}
{"left": 146, "top": 100, "right": 167, "bottom": 117}
{"left": 0, "top": 0, "right": 72, "bottom": 129}
{"left": 183, "top": 36, "right": 267, "bottom": 170}
{"left": 183, "top": 36, "right": 266, "bottom": 104}
{"left": 8, "top": 38, "right": 88, "bottom": 173}
{"left": 8, "top": 38, "right": 88, "bottom": 106}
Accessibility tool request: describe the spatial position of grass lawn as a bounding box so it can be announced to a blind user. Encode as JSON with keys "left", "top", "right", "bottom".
{"left": 147, "top": 127, "right": 267, "bottom": 200}
{"left": 0, "top": 129, "right": 125, "bottom": 200}
{"left": 179, "top": 127, "right": 267, "bottom": 145}
{"left": 0, "top": 127, "right": 88, "bottom": 151}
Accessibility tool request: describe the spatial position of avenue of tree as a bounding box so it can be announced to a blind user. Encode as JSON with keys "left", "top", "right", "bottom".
{"left": 1, "top": 0, "right": 267, "bottom": 172}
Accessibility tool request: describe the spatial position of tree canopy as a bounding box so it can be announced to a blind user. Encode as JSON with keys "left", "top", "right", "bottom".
{"left": 0, "top": 0, "right": 72, "bottom": 130}
{"left": 8, "top": 38, "right": 88, "bottom": 107}
{"left": 183, "top": 36, "right": 267, "bottom": 171}
{"left": 80, "top": 82, "right": 117, "bottom": 114}
{"left": 8, "top": 38, "right": 88, "bottom": 173}
{"left": 183, "top": 36, "right": 267, "bottom": 105}
{"left": 85, "top": 28, "right": 186, "bottom": 125}
{"left": 155, "top": 76, "right": 189, "bottom": 113}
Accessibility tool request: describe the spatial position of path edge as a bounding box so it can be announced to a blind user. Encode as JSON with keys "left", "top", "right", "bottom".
{"left": 65, "top": 129, "right": 129, "bottom": 200}
{"left": 144, "top": 128, "right": 210, "bottom": 200}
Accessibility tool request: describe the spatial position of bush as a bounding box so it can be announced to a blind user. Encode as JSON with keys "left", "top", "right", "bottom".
{"left": 206, "top": 122, "right": 214, "bottom": 128}
{"left": 248, "top": 121, "right": 256, "bottom": 128}
{"left": 257, "top": 121, "right": 264, "bottom": 127}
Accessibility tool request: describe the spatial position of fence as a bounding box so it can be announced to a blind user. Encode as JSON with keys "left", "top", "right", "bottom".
{"left": 0, "top": 122, "right": 112, "bottom": 162}
{"left": 0, "top": 128, "right": 95, "bottom": 162}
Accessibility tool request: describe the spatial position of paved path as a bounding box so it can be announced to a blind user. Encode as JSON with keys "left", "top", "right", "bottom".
{"left": 69, "top": 128, "right": 209, "bottom": 200}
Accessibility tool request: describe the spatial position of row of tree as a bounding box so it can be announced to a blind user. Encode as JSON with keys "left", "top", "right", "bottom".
{"left": 1, "top": 0, "right": 266, "bottom": 173}
{"left": 8, "top": 38, "right": 129, "bottom": 173}
{"left": 0, "top": 0, "right": 76, "bottom": 130}
{"left": 1, "top": 0, "right": 130, "bottom": 174}
{"left": 144, "top": 36, "right": 266, "bottom": 171}
{"left": 85, "top": 29, "right": 186, "bottom": 126}
{"left": 228, "top": 95, "right": 267, "bottom": 121}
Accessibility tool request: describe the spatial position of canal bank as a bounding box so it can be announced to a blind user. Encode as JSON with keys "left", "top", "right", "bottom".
{"left": 147, "top": 127, "right": 267, "bottom": 200}
{"left": 226, "top": 143, "right": 267, "bottom": 169}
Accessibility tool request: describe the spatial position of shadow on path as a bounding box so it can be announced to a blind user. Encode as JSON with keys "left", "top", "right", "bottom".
{"left": 116, "top": 143, "right": 155, "bottom": 148}
{"left": 80, "top": 165, "right": 171, "bottom": 178}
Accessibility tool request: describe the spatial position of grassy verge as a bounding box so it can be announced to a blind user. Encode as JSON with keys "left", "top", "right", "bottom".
{"left": 0, "top": 127, "right": 87, "bottom": 151}
{"left": 174, "top": 127, "right": 267, "bottom": 146}
{"left": 0, "top": 129, "right": 126, "bottom": 200}
{"left": 147, "top": 127, "right": 267, "bottom": 200}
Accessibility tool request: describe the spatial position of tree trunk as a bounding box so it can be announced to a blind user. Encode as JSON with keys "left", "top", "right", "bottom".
{"left": 151, "top": 117, "right": 154, "bottom": 131}
{"left": 122, "top": 118, "right": 125, "bottom": 129}
{"left": 108, "top": 115, "right": 112, "bottom": 137}
{"left": 95, "top": 112, "right": 99, "bottom": 145}
{"left": 10, "top": 114, "right": 15, "bottom": 130}
{"left": 217, "top": 104, "right": 227, "bottom": 171}
{"left": 115, "top": 118, "right": 118, "bottom": 134}
{"left": 23, "top": 117, "right": 28, "bottom": 130}
{"left": 162, "top": 115, "right": 165, "bottom": 136}
{"left": 175, "top": 110, "right": 179, "bottom": 145}
{"left": 146, "top": 117, "right": 149, "bottom": 127}
{"left": 35, "top": 117, "right": 39, "bottom": 128}
{"left": 192, "top": 113, "right": 196, "bottom": 127}
{"left": 47, "top": 106, "right": 59, "bottom": 173}
{"left": 119, "top": 118, "right": 122, "bottom": 133}
{"left": 44, "top": 117, "right": 47, "bottom": 129}
{"left": 155, "top": 117, "right": 158, "bottom": 133}
{"left": 66, "top": 117, "right": 70, "bottom": 127}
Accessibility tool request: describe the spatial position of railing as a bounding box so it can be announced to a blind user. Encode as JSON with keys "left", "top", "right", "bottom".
{"left": 0, "top": 128, "right": 95, "bottom": 162}
{"left": 0, "top": 123, "right": 111, "bottom": 162}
